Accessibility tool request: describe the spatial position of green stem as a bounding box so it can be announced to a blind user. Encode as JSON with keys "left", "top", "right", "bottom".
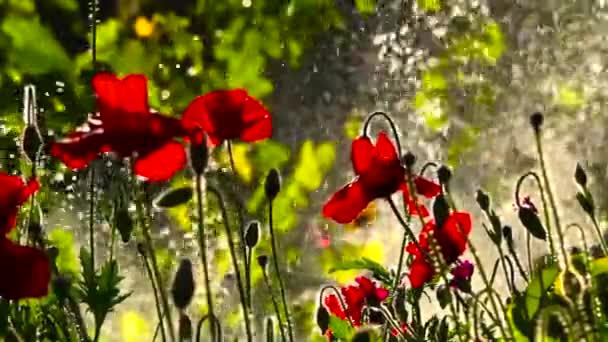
{"left": 194, "top": 175, "right": 216, "bottom": 341}
{"left": 140, "top": 248, "right": 167, "bottom": 342}
{"left": 534, "top": 132, "right": 568, "bottom": 267}
{"left": 591, "top": 216, "right": 608, "bottom": 255}
{"left": 89, "top": 166, "right": 96, "bottom": 273}
{"left": 268, "top": 201, "right": 294, "bottom": 342}
{"left": 262, "top": 266, "right": 287, "bottom": 342}
{"left": 139, "top": 186, "right": 176, "bottom": 342}
{"left": 207, "top": 185, "right": 253, "bottom": 341}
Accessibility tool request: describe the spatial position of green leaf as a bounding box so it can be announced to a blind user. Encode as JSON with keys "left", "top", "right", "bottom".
{"left": 518, "top": 207, "right": 546, "bottom": 240}
{"left": 329, "top": 257, "right": 392, "bottom": 285}
{"left": 328, "top": 315, "right": 355, "bottom": 340}
{"left": 525, "top": 264, "right": 559, "bottom": 318}
{"left": 48, "top": 229, "right": 79, "bottom": 276}
{"left": 155, "top": 186, "right": 193, "bottom": 208}
{"left": 417, "top": 0, "right": 442, "bottom": 11}
{"left": 355, "top": 0, "right": 376, "bottom": 15}
{"left": 591, "top": 257, "right": 608, "bottom": 276}
{"left": 1, "top": 17, "right": 71, "bottom": 75}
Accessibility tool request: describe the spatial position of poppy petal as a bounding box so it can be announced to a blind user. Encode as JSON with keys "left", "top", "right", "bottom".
{"left": 133, "top": 141, "right": 187, "bottom": 182}
{"left": 50, "top": 130, "right": 106, "bottom": 170}
{"left": 19, "top": 177, "right": 40, "bottom": 205}
{"left": 414, "top": 177, "right": 441, "bottom": 198}
{"left": 408, "top": 257, "right": 434, "bottom": 289}
{"left": 322, "top": 181, "right": 371, "bottom": 224}
{"left": 374, "top": 132, "right": 399, "bottom": 161}
{"left": 351, "top": 136, "right": 374, "bottom": 175}
{"left": 324, "top": 294, "right": 347, "bottom": 320}
{"left": 92, "top": 73, "right": 149, "bottom": 116}
{"left": 0, "top": 239, "right": 50, "bottom": 300}
{"left": 239, "top": 115, "right": 272, "bottom": 143}
{"left": 375, "top": 287, "right": 389, "bottom": 301}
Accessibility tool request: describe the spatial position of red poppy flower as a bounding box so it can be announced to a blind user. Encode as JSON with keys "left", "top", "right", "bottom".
{"left": 0, "top": 172, "right": 49, "bottom": 300}
{"left": 323, "top": 276, "right": 389, "bottom": 327}
{"left": 323, "top": 132, "right": 440, "bottom": 224}
{"left": 406, "top": 211, "right": 472, "bottom": 288}
{"left": 51, "top": 73, "right": 187, "bottom": 182}
{"left": 0, "top": 173, "right": 39, "bottom": 235}
{"left": 181, "top": 89, "right": 272, "bottom": 147}
{"left": 450, "top": 260, "right": 474, "bottom": 289}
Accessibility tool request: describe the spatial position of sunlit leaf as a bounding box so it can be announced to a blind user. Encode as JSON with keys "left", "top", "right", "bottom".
{"left": 120, "top": 311, "right": 151, "bottom": 342}
{"left": 48, "top": 228, "right": 79, "bottom": 276}
{"left": 355, "top": 0, "right": 376, "bottom": 15}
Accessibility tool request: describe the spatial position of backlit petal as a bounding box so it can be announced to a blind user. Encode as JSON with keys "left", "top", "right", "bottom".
{"left": 0, "top": 239, "right": 50, "bottom": 300}
{"left": 239, "top": 115, "right": 272, "bottom": 143}
{"left": 133, "top": 141, "right": 187, "bottom": 182}
{"left": 414, "top": 176, "right": 441, "bottom": 198}
{"left": 374, "top": 132, "right": 398, "bottom": 161}
{"left": 50, "top": 130, "right": 106, "bottom": 170}
{"left": 408, "top": 257, "right": 434, "bottom": 289}
{"left": 92, "top": 73, "right": 149, "bottom": 117}
{"left": 351, "top": 136, "right": 374, "bottom": 175}
{"left": 322, "top": 181, "right": 371, "bottom": 224}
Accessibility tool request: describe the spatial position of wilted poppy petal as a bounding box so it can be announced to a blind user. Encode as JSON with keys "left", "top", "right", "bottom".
{"left": 414, "top": 176, "right": 441, "bottom": 198}
{"left": 50, "top": 130, "right": 106, "bottom": 170}
{"left": 0, "top": 239, "right": 50, "bottom": 300}
{"left": 351, "top": 137, "right": 374, "bottom": 175}
{"left": 374, "top": 132, "right": 398, "bottom": 161}
{"left": 93, "top": 73, "right": 149, "bottom": 116}
{"left": 322, "top": 181, "right": 371, "bottom": 224}
{"left": 408, "top": 257, "right": 434, "bottom": 289}
{"left": 133, "top": 141, "right": 187, "bottom": 182}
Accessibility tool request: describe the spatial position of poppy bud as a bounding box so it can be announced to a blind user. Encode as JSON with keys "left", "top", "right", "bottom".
{"left": 190, "top": 132, "right": 208, "bottom": 175}
{"left": 574, "top": 163, "right": 587, "bottom": 188}
{"left": 171, "top": 259, "right": 195, "bottom": 310}
{"left": 257, "top": 254, "right": 269, "bottom": 270}
{"left": 402, "top": 151, "right": 416, "bottom": 169}
{"left": 115, "top": 208, "right": 134, "bottom": 243}
{"left": 518, "top": 206, "right": 546, "bottom": 240}
{"left": 53, "top": 275, "right": 71, "bottom": 301}
{"left": 437, "top": 165, "right": 452, "bottom": 185}
{"left": 475, "top": 189, "right": 490, "bottom": 211}
{"left": 559, "top": 270, "right": 583, "bottom": 299}
{"left": 433, "top": 194, "right": 450, "bottom": 230}
{"left": 265, "top": 317, "right": 275, "bottom": 341}
{"left": 436, "top": 285, "right": 452, "bottom": 309}
{"left": 265, "top": 169, "right": 281, "bottom": 201}
{"left": 21, "top": 125, "right": 43, "bottom": 163}
{"left": 569, "top": 246, "right": 582, "bottom": 255}
{"left": 529, "top": 112, "right": 544, "bottom": 132}
{"left": 316, "top": 305, "right": 330, "bottom": 334}
{"left": 178, "top": 313, "right": 193, "bottom": 341}
{"left": 244, "top": 221, "right": 260, "bottom": 248}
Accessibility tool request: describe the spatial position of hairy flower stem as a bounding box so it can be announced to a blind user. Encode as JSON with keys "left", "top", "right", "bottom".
{"left": 268, "top": 201, "right": 294, "bottom": 342}
{"left": 262, "top": 265, "right": 288, "bottom": 341}
{"left": 88, "top": 0, "right": 98, "bottom": 274}
{"left": 533, "top": 131, "right": 568, "bottom": 268}
{"left": 194, "top": 175, "right": 216, "bottom": 341}
{"left": 140, "top": 248, "right": 167, "bottom": 342}
{"left": 227, "top": 140, "right": 252, "bottom": 309}
{"left": 445, "top": 192, "right": 513, "bottom": 340}
{"left": 207, "top": 185, "right": 253, "bottom": 341}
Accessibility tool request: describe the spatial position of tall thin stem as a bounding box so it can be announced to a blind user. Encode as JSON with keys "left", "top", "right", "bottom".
{"left": 533, "top": 131, "right": 568, "bottom": 268}
{"left": 261, "top": 266, "right": 287, "bottom": 341}
{"left": 194, "top": 175, "right": 216, "bottom": 341}
{"left": 88, "top": 0, "right": 98, "bottom": 276}
{"left": 268, "top": 201, "right": 294, "bottom": 342}
{"left": 140, "top": 250, "right": 167, "bottom": 342}
{"left": 590, "top": 216, "right": 607, "bottom": 254}
{"left": 207, "top": 185, "right": 252, "bottom": 341}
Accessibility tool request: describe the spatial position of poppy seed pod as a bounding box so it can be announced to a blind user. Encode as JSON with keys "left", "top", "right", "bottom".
{"left": 257, "top": 254, "right": 269, "bottom": 270}
{"left": 171, "top": 258, "right": 195, "bottom": 310}
{"left": 402, "top": 151, "right": 416, "bottom": 169}
{"left": 437, "top": 165, "right": 452, "bottom": 185}
{"left": 190, "top": 132, "right": 208, "bottom": 175}
{"left": 575, "top": 163, "right": 587, "bottom": 188}
{"left": 530, "top": 112, "right": 544, "bottom": 132}
{"left": 265, "top": 169, "right": 281, "bottom": 201}
{"left": 475, "top": 189, "right": 490, "bottom": 212}
{"left": 244, "top": 221, "right": 260, "bottom": 248}
{"left": 21, "top": 125, "right": 43, "bottom": 164}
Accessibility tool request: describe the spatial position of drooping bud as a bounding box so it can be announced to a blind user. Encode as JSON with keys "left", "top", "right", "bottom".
{"left": 518, "top": 206, "right": 546, "bottom": 241}
{"left": 264, "top": 169, "right": 281, "bottom": 201}
{"left": 178, "top": 313, "right": 193, "bottom": 341}
{"left": 529, "top": 112, "right": 544, "bottom": 132}
{"left": 502, "top": 226, "right": 514, "bottom": 250}
{"left": 171, "top": 259, "right": 195, "bottom": 310}
{"left": 475, "top": 189, "right": 490, "bottom": 212}
{"left": 574, "top": 163, "right": 588, "bottom": 188}
{"left": 437, "top": 165, "right": 452, "bottom": 185}
{"left": 433, "top": 194, "right": 450, "bottom": 230}
{"left": 402, "top": 151, "right": 416, "bottom": 170}
{"left": 257, "top": 254, "right": 269, "bottom": 270}
{"left": 189, "top": 131, "right": 208, "bottom": 175}
{"left": 115, "top": 208, "right": 134, "bottom": 243}
{"left": 316, "top": 305, "right": 330, "bottom": 334}
{"left": 244, "top": 221, "right": 260, "bottom": 248}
